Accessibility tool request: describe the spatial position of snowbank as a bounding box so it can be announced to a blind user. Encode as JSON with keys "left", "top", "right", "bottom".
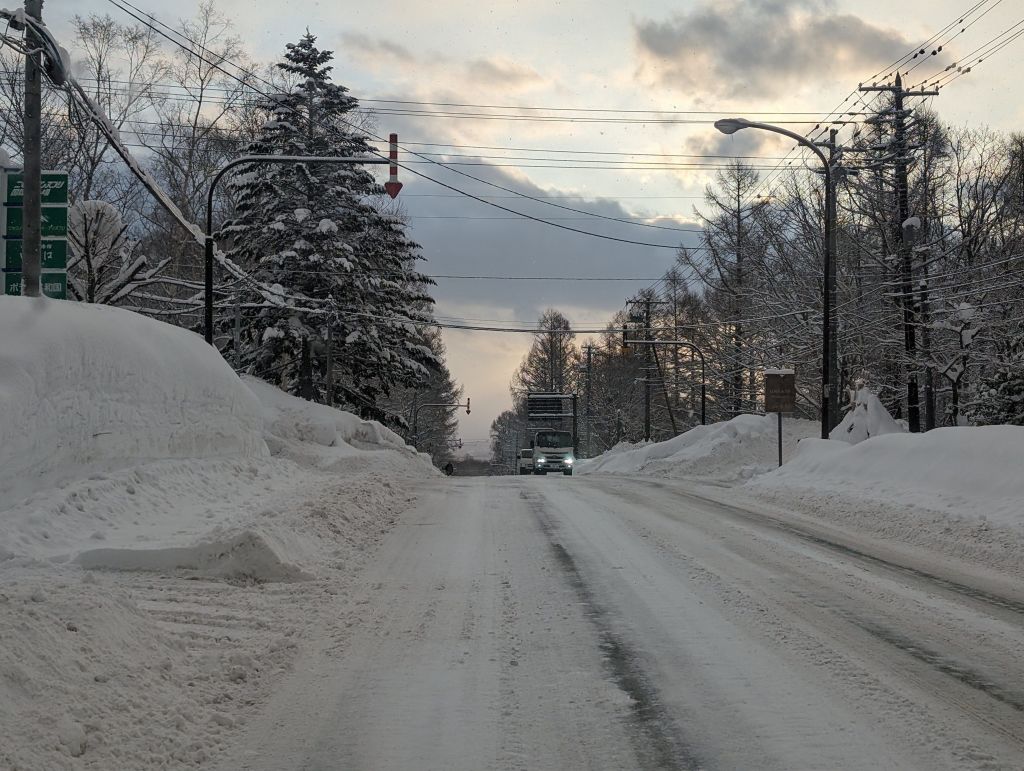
{"left": 578, "top": 414, "right": 819, "bottom": 484}
{"left": 0, "top": 296, "right": 266, "bottom": 506}
{"left": 751, "top": 426, "right": 1024, "bottom": 530}
{"left": 243, "top": 374, "right": 418, "bottom": 468}
{"left": 0, "top": 296, "right": 430, "bottom": 579}
{"left": 829, "top": 386, "right": 905, "bottom": 444}
{"left": 0, "top": 297, "right": 432, "bottom": 769}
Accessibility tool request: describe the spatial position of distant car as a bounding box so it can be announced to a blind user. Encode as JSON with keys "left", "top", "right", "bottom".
{"left": 516, "top": 449, "right": 534, "bottom": 475}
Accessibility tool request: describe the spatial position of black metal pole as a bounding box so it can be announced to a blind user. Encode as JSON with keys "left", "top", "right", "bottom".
{"left": 778, "top": 412, "right": 783, "bottom": 467}
{"left": 822, "top": 161, "right": 834, "bottom": 440}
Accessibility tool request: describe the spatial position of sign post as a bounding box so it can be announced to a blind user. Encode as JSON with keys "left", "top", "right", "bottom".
{"left": 764, "top": 368, "right": 796, "bottom": 467}
{"left": 2, "top": 169, "right": 69, "bottom": 298}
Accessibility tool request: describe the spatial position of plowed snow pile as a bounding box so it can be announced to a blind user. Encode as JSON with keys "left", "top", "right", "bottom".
{"left": 578, "top": 414, "right": 819, "bottom": 484}
{"left": 0, "top": 296, "right": 431, "bottom": 769}
{"left": 751, "top": 427, "right": 1024, "bottom": 531}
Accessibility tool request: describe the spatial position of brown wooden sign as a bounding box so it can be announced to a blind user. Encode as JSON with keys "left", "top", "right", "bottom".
{"left": 765, "top": 369, "right": 796, "bottom": 413}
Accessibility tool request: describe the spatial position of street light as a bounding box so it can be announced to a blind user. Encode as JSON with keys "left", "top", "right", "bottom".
{"left": 412, "top": 399, "right": 471, "bottom": 450}
{"left": 714, "top": 118, "right": 837, "bottom": 440}
{"left": 204, "top": 136, "right": 403, "bottom": 345}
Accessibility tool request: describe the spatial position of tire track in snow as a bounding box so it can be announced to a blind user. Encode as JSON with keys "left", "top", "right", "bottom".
{"left": 520, "top": 489, "right": 703, "bottom": 771}
{"left": 657, "top": 483, "right": 1024, "bottom": 619}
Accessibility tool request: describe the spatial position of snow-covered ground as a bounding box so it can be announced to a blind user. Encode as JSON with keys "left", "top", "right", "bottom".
{"left": 579, "top": 409, "right": 1024, "bottom": 579}
{"left": 218, "top": 475, "right": 1024, "bottom": 770}
{"left": 0, "top": 297, "right": 431, "bottom": 770}
{"left": 577, "top": 414, "right": 819, "bottom": 483}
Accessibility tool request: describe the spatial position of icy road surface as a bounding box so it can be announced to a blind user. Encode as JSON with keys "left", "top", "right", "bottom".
{"left": 224, "top": 476, "right": 1024, "bottom": 770}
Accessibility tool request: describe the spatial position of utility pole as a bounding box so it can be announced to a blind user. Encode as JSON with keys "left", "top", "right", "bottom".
{"left": 643, "top": 298, "right": 652, "bottom": 441}
{"left": 582, "top": 343, "right": 594, "bottom": 458}
{"left": 21, "top": 0, "right": 43, "bottom": 297}
{"left": 860, "top": 73, "right": 937, "bottom": 433}
{"left": 627, "top": 295, "right": 667, "bottom": 442}
{"left": 825, "top": 128, "right": 841, "bottom": 431}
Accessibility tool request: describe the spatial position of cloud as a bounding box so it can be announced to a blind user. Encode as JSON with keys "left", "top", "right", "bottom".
{"left": 634, "top": 0, "right": 912, "bottom": 99}
{"left": 341, "top": 32, "right": 417, "bottom": 65}
{"left": 465, "top": 58, "right": 544, "bottom": 90}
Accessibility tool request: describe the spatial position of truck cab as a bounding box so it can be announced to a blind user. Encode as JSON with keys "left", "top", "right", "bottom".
{"left": 516, "top": 448, "right": 534, "bottom": 475}
{"left": 531, "top": 430, "right": 575, "bottom": 476}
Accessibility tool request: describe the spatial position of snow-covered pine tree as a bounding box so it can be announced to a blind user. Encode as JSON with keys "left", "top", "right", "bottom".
{"left": 219, "top": 32, "right": 435, "bottom": 416}
{"left": 965, "top": 335, "right": 1024, "bottom": 426}
{"left": 382, "top": 327, "right": 464, "bottom": 466}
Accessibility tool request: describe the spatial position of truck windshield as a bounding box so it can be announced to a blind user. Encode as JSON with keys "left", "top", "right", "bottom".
{"left": 536, "top": 431, "right": 572, "bottom": 448}
{"left": 520, "top": 450, "right": 532, "bottom": 458}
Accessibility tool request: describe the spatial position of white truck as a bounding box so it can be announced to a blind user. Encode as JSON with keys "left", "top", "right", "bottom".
{"left": 530, "top": 429, "right": 575, "bottom": 476}
{"left": 516, "top": 448, "right": 534, "bottom": 475}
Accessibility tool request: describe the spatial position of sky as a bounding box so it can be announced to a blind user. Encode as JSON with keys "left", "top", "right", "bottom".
{"left": 55, "top": 0, "right": 1024, "bottom": 455}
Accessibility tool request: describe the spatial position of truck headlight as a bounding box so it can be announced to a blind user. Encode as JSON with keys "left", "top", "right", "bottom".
{"left": 537, "top": 457, "right": 546, "bottom": 464}
{"left": 565, "top": 457, "right": 574, "bottom": 465}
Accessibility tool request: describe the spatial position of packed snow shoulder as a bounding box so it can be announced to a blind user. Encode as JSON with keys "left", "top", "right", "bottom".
{"left": 577, "top": 414, "right": 819, "bottom": 483}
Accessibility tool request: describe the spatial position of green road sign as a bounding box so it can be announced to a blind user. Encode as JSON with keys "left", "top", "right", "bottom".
{"left": 41, "top": 272, "right": 67, "bottom": 299}
{"left": 3, "top": 271, "right": 67, "bottom": 299}
{"left": 3, "top": 271, "right": 19, "bottom": 295}
{"left": 4, "top": 206, "right": 68, "bottom": 238}
{"left": 5, "top": 172, "right": 69, "bottom": 205}
{"left": 4, "top": 238, "right": 67, "bottom": 270}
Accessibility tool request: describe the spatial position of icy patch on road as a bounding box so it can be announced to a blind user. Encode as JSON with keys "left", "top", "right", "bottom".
{"left": 577, "top": 414, "right": 818, "bottom": 484}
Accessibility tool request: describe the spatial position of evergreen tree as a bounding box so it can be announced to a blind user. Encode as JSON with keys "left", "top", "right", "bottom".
{"left": 511, "top": 309, "right": 579, "bottom": 397}
{"left": 382, "top": 328, "right": 464, "bottom": 466}
{"left": 965, "top": 335, "right": 1024, "bottom": 426}
{"left": 220, "top": 32, "right": 435, "bottom": 417}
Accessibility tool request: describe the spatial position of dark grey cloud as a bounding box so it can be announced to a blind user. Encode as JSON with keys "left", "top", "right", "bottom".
{"left": 634, "top": 0, "right": 912, "bottom": 99}
{"left": 388, "top": 158, "right": 702, "bottom": 320}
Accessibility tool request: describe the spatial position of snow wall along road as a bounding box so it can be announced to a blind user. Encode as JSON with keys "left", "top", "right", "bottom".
{"left": 0, "top": 296, "right": 267, "bottom": 506}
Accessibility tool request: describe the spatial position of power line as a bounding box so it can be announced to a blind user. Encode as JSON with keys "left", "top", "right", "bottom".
{"left": 98, "top": 0, "right": 690, "bottom": 249}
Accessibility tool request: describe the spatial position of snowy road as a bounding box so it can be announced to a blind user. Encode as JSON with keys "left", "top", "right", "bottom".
{"left": 223, "top": 475, "right": 1024, "bottom": 770}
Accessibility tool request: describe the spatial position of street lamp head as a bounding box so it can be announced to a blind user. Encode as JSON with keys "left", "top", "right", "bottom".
{"left": 714, "top": 118, "right": 751, "bottom": 135}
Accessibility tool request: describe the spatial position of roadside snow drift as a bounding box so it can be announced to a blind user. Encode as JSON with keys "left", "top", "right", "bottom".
{"left": 752, "top": 426, "right": 1024, "bottom": 530}
{"left": 0, "top": 297, "right": 432, "bottom": 770}
{"left": 578, "top": 414, "right": 819, "bottom": 483}
{"left": 0, "top": 295, "right": 266, "bottom": 507}
{"left": 0, "top": 296, "right": 430, "bottom": 578}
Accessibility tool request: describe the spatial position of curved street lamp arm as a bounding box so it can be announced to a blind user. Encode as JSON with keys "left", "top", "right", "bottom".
{"left": 720, "top": 119, "right": 830, "bottom": 169}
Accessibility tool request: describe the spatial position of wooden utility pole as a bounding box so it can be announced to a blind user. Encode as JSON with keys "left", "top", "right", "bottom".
{"left": 860, "top": 73, "right": 938, "bottom": 433}
{"left": 22, "top": 0, "right": 43, "bottom": 297}
{"left": 643, "top": 298, "right": 652, "bottom": 440}
{"left": 582, "top": 343, "right": 594, "bottom": 458}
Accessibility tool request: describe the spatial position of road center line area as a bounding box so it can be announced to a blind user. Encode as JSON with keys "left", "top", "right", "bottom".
{"left": 221, "top": 476, "right": 1024, "bottom": 771}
